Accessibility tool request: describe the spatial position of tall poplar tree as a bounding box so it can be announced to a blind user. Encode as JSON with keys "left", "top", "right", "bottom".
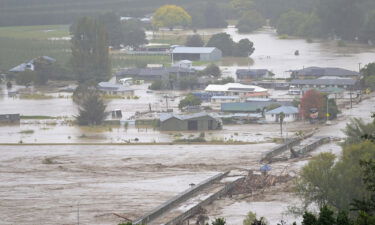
{"left": 71, "top": 16, "right": 111, "bottom": 84}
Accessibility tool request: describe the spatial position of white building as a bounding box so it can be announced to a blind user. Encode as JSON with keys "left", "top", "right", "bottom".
{"left": 265, "top": 106, "right": 299, "bottom": 123}
{"left": 205, "top": 83, "right": 269, "bottom": 99}
{"left": 97, "top": 82, "right": 134, "bottom": 96}
{"left": 172, "top": 47, "right": 222, "bottom": 61}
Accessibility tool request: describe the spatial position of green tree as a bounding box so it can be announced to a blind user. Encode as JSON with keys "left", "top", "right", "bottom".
{"left": 237, "top": 10, "right": 266, "bottom": 33}
{"left": 361, "top": 62, "right": 375, "bottom": 90}
{"left": 279, "top": 112, "right": 285, "bottom": 136}
{"left": 360, "top": 10, "right": 375, "bottom": 44}
{"left": 71, "top": 16, "right": 111, "bottom": 84}
{"left": 203, "top": 2, "right": 228, "bottom": 28}
{"left": 212, "top": 218, "right": 226, "bottom": 225}
{"left": 336, "top": 211, "right": 351, "bottom": 225}
{"left": 122, "top": 19, "right": 148, "bottom": 48}
{"left": 317, "top": 205, "right": 335, "bottom": 225}
{"left": 243, "top": 211, "right": 257, "bottom": 225}
{"left": 202, "top": 64, "right": 221, "bottom": 77}
{"left": 33, "top": 57, "right": 55, "bottom": 85}
{"left": 97, "top": 12, "right": 124, "bottom": 49}
{"left": 178, "top": 93, "right": 202, "bottom": 110}
{"left": 324, "top": 97, "right": 340, "bottom": 120}
{"left": 185, "top": 34, "right": 205, "bottom": 47}
{"left": 302, "top": 211, "right": 317, "bottom": 225}
{"left": 233, "top": 39, "right": 255, "bottom": 57}
{"left": 149, "top": 80, "right": 165, "bottom": 90}
{"left": 277, "top": 10, "right": 307, "bottom": 36}
{"left": 296, "top": 141, "right": 375, "bottom": 211}
{"left": 206, "top": 33, "right": 235, "bottom": 56}
{"left": 76, "top": 90, "right": 108, "bottom": 126}
{"left": 342, "top": 118, "right": 375, "bottom": 146}
{"left": 152, "top": 5, "right": 192, "bottom": 30}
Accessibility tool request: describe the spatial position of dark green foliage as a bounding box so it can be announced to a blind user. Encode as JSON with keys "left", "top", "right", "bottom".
{"left": 206, "top": 33, "right": 255, "bottom": 57}
{"left": 361, "top": 63, "right": 375, "bottom": 90}
{"left": 202, "top": 2, "right": 228, "bottom": 28}
{"left": 276, "top": 10, "right": 321, "bottom": 38}
{"left": 76, "top": 89, "right": 108, "bottom": 126}
{"left": 336, "top": 211, "right": 351, "bottom": 225}
{"left": 178, "top": 76, "right": 199, "bottom": 90}
{"left": 236, "top": 11, "right": 266, "bottom": 33}
{"left": 206, "top": 33, "right": 234, "bottom": 57}
{"left": 122, "top": 19, "right": 148, "bottom": 48}
{"left": 233, "top": 39, "right": 255, "bottom": 57}
{"left": 178, "top": 93, "right": 202, "bottom": 110}
{"left": 342, "top": 118, "right": 375, "bottom": 146}
{"left": 185, "top": 34, "right": 205, "bottom": 47}
{"left": 360, "top": 10, "right": 375, "bottom": 44}
{"left": 324, "top": 97, "right": 340, "bottom": 120}
{"left": 97, "top": 12, "right": 124, "bottom": 49}
{"left": 318, "top": 205, "right": 335, "bottom": 225}
{"left": 71, "top": 16, "right": 111, "bottom": 84}
{"left": 212, "top": 217, "right": 226, "bottom": 225}
{"left": 202, "top": 64, "right": 221, "bottom": 77}
{"left": 302, "top": 211, "right": 317, "bottom": 225}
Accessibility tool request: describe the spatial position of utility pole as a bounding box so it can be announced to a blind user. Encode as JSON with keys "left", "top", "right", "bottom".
{"left": 326, "top": 95, "right": 329, "bottom": 123}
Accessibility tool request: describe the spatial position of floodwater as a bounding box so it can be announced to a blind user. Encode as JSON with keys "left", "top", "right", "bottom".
{"left": 151, "top": 26, "right": 375, "bottom": 78}
{"left": 0, "top": 143, "right": 275, "bottom": 225}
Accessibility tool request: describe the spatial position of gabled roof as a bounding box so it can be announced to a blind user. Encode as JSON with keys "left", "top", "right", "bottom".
{"left": 221, "top": 102, "right": 274, "bottom": 112}
{"left": 290, "top": 79, "right": 357, "bottom": 86}
{"left": 205, "top": 83, "right": 267, "bottom": 93}
{"left": 236, "top": 69, "right": 269, "bottom": 76}
{"left": 9, "top": 56, "right": 56, "bottom": 72}
{"left": 265, "top": 106, "right": 299, "bottom": 115}
{"left": 293, "top": 67, "right": 359, "bottom": 77}
{"left": 160, "top": 112, "right": 216, "bottom": 122}
{"left": 172, "top": 47, "right": 219, "bottom": 54}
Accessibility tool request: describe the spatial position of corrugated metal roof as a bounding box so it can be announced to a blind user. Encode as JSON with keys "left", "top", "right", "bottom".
{"left": 293, "top": 67, "right": 359, "bottom": 77}
{"left": 221, "top": 102, "right": 274, "bottom": 112}
{"left": 205, "top": 83, "right": 267, "bottom": 93}
{"left": 265, "top": 106, "right": 299, "bottom": 115}
{"left": 211, "top": 96, "right": 240, "bottom": 100}
{"left": 291, "top": 79, "right": 357, "bottom": 86}
{"left": 172, "top": 47, "right": 218, "bottom": 54}
{"left": 160, "top": 112, "right": 216, "bottom": 122}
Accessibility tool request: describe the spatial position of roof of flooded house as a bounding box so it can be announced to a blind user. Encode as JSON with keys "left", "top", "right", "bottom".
{"left": 205, "top": 83, "right": 268, "bottom": 93}
{"left": 97, "top": 82, "right": 133, "bottom": 92}
{"left": 221, "top": 102, "right": 275, "bottom": 112}
{"left": 293, "top": 67, "right": 359, "bottom": 77}
{"left": 211, "top": 96, "right": 240, "bottom": 100}
{"left": 9, "top": 56, "right": 56, "bottom": 72}
{"left": 290, "top": 79, "right": 357, "bottom": 86}
{"left": 265, "top": 106, "right": 299, "bottom": 115}
{"left": 172, "top": 47, "right": 219, "bottom": 54}
{"left": 160, "top": 112, "right": 217, "bottom": 122}
{"left": 236, "top": 69, "right": 269, "bottom": 76}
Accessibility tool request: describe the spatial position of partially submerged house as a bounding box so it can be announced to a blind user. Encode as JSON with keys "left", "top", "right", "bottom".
{"left": 290, "top": 78, "right": 358, "bottom": 90}
{"left": 211, "top": 96, "right": 240, "bottom": 104}
{"left": 236, "top": 69, "right": 273, "bottom": 82}
{"left": 171, "top": 47, "right": 222, "bottom": 61}
{"left": 205, "top": 83, "right": 269, "bottom": 99}
{"left": 9, "top": 56, "right": 56, "bottom": 73}
{"left": 291, "top": 67, "right": 360, "bottom": 80}
{"left": 159, "top": 112, "right": 222, "bottom": 131}
{"left": 265, "top": 106, "right": 299, "bottom": 122}
{"left": 97, "top": 82, "right": 134, "bottom": 96}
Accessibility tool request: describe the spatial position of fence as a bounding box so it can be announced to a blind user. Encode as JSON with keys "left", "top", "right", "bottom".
{"left": 165, "top": 177, "right": 245, "bottom": 225}
{"left": 133, "top": 172, "right": 229, "bottom": 225}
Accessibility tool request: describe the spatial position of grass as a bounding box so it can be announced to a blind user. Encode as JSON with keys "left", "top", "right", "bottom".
{"left": 19, "top": 93, "right": 54, "bottom": 99}
{"left": 112, "top": 53, "right": 172, "bottom": 68}
{"left": 0, "top": 25, "right": 69, "bottom": 40}
{"left": 19, "top": 129, "right": 35, "bottom": 134}
{"left": 20, "top": 115, "right": 58, "bottom": 119}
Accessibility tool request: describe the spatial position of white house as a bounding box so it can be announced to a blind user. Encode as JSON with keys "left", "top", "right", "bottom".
{"left": 173, "top": 60, "right": 193, "bottom": 69}
{"left": 265, "top": 106, "right": 299, "bottom": 123}
{"left": 205, "top": 83, "right": 269, "bottom": 99}
{"left": 171, "top": 47, "right": 222, "bottom": 61}
{"left": 97, "top": 82, "right": 134, "bottom": 96}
